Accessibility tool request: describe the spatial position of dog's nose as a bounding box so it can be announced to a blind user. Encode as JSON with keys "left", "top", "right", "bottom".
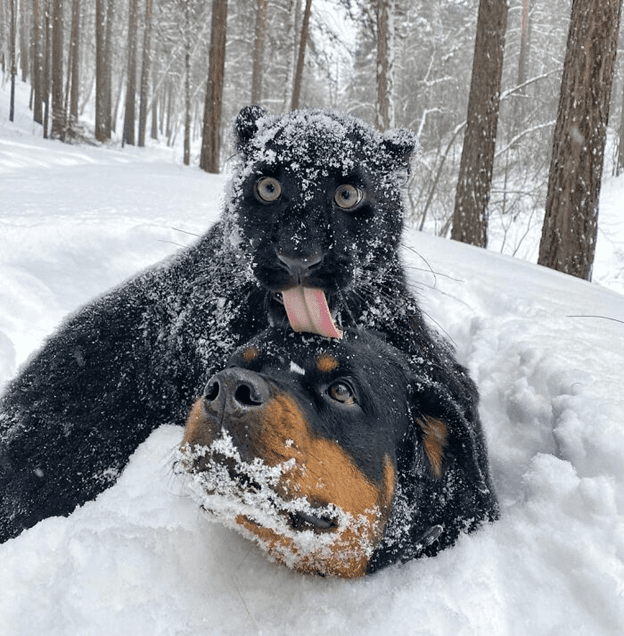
{"left": 203, "top": 368, "right": 270, "bottom": 416}
{"left": 277, "top": 252, "right": 323, "bottom": 284}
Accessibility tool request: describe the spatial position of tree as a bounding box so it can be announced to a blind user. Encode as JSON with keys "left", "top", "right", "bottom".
{"left": 450, "top": 0, "right": 509, "bottom": 248}
{"left": 32, "top": 0, "right": 45, "bottom": 125}
{"left": 200, "top": 0, "right": 229, "bottom": 173}
{"left": 375, "top": 0, "right": 395, "bottom": 131}
{"left": 19, "top": 0, "right": 30, "bottom": 81}
{"left": 511, "top": 0, "right": 531, "bottom": 137}
{"left": 42, "top": 3, "right": 52, "bottom": 137}
{"left": 8, "top": 0, "right": 17, "bottom": 122}
{"left": 50, "top": 0, "right": 66, "bottom": 139}
{"left": 251, "top": 0, "right": 268, "bottom": 105}
{"left": 291, "top": 0, "right": 312, "bottom": 110}
{"left": 95, "top": 0, "right": 113, "bottom": 142}
{"left": 182, "top": 0, "right": 194, "bottom": 165}
{"left": 123, "top": 0, "right": 140, "bottom": 147}
{"left": 138, "top": 0, "right": 154, "bottom": 147}
{"left": 617, "top": 80, "right": 624, "bottom": 175}
{"left": 538, "top": 0, "right": 623, "bottom": 280}
{"left": 67, "top": 0, "right": 81, "bottom": 129}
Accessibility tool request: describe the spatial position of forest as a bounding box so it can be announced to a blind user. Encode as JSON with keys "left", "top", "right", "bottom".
{"left": 2, "top": 0, "right": 624, "bottom": 281}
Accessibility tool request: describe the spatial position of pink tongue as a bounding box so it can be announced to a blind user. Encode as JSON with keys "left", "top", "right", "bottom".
{"left": 281, "top": 286, "right": 343, "bottom": 339}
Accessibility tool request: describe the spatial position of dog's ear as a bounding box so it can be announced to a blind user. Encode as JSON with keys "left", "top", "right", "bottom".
{"left": 409, "top": 379, "right": 493, "bottom": 498}
{"left": 233, "top": 105, "right": 268, "bottom": 152}
{"left": 380, "top": 128, "right": 419, "bottom": 172}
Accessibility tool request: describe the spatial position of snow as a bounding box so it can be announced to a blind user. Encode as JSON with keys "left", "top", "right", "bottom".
{"left": 2, "top": 83, "right": 624, "bottom": 635}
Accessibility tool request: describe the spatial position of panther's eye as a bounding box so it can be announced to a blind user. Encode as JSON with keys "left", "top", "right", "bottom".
{"left": 255, "top": 177, "right": 282, "bottom": 202}
{"left": 328, "top": 381, "right": 356, "bottom": 405}
{"left": 334, "top": 184, "right": 363, "bottom": 209}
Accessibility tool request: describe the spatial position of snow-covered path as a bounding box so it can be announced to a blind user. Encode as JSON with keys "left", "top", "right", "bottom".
{"left": 1, "top": 94, "right": 624, "bottom": 635}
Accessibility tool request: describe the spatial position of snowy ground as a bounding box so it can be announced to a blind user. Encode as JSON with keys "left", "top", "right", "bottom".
{"left": 1, "top": 84, "right": 624, "bottom": 635}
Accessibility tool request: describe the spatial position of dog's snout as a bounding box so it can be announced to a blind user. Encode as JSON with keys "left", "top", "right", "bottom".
{"left": 203, "top": 368, "right": 270, "bottom": 415}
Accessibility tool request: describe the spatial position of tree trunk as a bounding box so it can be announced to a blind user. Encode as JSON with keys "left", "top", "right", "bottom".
{"left": 32, "top": 0, "right": 44, "bottom": 124}
{"left": 138, "top": 0, "right": 153, "bottom": 147}
{"left": 281, "top": 0, "right": 299, "bottom": 111}
{"left": 151, "top": 55, "right": 159, "bottom": 140}
{"left": 375, "top": 0, "right": 395, "bottom": 131}
{"left": 9, "top": 0, "right": 17, "bottom": 122}
{"left": 511, "top": 0, "right": 531, "bottom": 139}
{"left": 450, "top": 0, "right": 509, "bottom": 248}
{"left": 43, "top": 4, "right": 52, "bottom": 138}
{"left": 617, "top": 77, "right": 624, "bottom": 175}
{"left": 200, "top": 0, "right": 228, "bottom": 174}
{"left": 50, "top": 0, "right": 65, "bottom": 139}
{"left": 68, "top": 0, "right": 80, "bottom": 126}
{"left": 105, "top": 0, "right": 115, "bottom": 133}
{"left": 19, "top": 0, "right": 29, "bottom": 82}
{"left": 538, "top": 0, "right": 623, "bottom": 280}
{"left": 123, "top": 0, "right": 140, "bottom": 147}
{"left": 291, "top": 0, "right": 312, "bottom": 110}
{"left": 95, "top": 0, "right": 110, "bottom": 142}
{"left": 183, "top": 3, "right": 192, "bottom": 166}
{"left": 251, "top": 0, "right": 268, "bottom": 105}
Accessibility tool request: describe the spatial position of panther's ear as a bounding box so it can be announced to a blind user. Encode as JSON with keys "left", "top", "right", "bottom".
{"left": 233, "top": 105, "right": 268, "bottom": 152}
{"left": 381, "top": 128, "right": 419, "bottom": 171}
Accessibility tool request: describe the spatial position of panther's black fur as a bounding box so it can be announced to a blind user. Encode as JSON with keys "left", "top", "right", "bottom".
{"left": 0, "top": 106, "right": 482, "bottom": 543}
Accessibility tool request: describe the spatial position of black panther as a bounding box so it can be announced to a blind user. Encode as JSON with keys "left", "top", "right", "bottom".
{"left": 0, "top": 106, "right": 483, "bottom": 543}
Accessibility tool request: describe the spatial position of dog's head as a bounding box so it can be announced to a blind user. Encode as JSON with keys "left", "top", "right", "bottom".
{"left": 226, "top": 106, "right": 418, "bottom": 339}
{"left": 178, "top": 328, "right": 497, "bottom": 577}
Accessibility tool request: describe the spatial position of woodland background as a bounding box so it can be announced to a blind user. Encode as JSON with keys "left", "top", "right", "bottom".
{"left": 2, "top": 0, "right": 624, "bottom": 281}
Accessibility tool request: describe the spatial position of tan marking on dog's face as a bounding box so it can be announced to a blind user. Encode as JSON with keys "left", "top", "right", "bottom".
{"left": 233, "top": 393, "right": 395, "bottom": 577}
{"left": 316, "top": 353, "right": 339, "bottom": 373}
{"left": 382, "top": 454, "right": 395, "bottom": 507}
{"left": 182, "top": 398, "right": 213, "bottom": 447}
{"left": 180, "top": 398, "right": 220, "bottom": 472}
{"left": 419, "top": 416, "right": 449, "bottom": 479}
{"left": 242, "top": 346, "right": 260, "bottom": 362}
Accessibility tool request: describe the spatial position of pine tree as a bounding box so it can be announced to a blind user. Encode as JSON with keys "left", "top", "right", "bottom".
{"left": 538, "top": 0, "right": 623, "bottom": 280}
{"left": 50, "top": 0, "right": 65, "bottom": 139}
{"left": 251, "top": 0, "right": 268, "bottom": 105}
{"left": 138, "top": 0, "right": 154, "bottom": 148}
{"left": 375, "top": 0, "right": 395, "bottom": 131}
{"left": 291, "top": 0, "right": 312, "bottom": 110}
{"left": 451, "top": 0, "right": 509, "bottom": 247}
{"left": 200, "top": 0, "right": 228, "bottom": 173}
{"left": 123, "top": 0, "right": 140, "bottom": 147}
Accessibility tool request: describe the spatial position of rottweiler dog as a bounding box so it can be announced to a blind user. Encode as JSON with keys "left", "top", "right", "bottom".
{"left": 178, "top": 328, "right": 498, "bottom": 578}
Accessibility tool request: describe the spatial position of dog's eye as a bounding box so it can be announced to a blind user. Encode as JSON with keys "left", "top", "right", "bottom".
{"left": 328, "top": 381, "right": 355, "bottom": 405}
{"left": 255, "top": 177, "right": 282, "bottom": 202}
{"left": 334, "top": 184, "right": 363, "bottom": 209}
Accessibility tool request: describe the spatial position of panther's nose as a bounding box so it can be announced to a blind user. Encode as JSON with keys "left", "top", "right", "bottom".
{"left": 277, "top": 252, "right": 323, "bottom": 284}
{"left": 203, "top": 368, "right": 270, "bottom": 416}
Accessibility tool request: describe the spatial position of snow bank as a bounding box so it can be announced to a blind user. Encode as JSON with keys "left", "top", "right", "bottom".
{"left": 1, "top": 84, "right": 623, "bottom": 635}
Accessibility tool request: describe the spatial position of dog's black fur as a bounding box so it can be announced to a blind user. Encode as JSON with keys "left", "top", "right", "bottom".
{"left": 180, "top": 327, "right": 498, "bottom": 577}
{"left": 0, "top": 106, "right": 482, "bottom": 543}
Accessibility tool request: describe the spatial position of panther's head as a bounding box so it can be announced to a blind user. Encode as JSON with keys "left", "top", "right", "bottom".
{"left": 227, "top": 106, "right": 418, "bottom": 339}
